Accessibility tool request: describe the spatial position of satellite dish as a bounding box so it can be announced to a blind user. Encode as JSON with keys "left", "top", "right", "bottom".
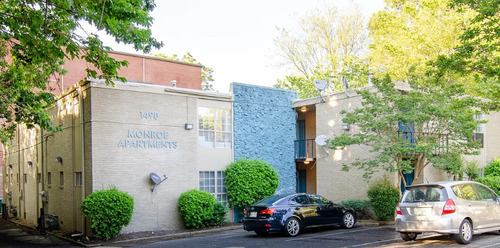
{"left": 313, "top": 80, "right": 327, "bottom": 91}
{"left": 315, "top": 135, "right": 328, "bottom": 146}
{"left": 150, "top": 173, "right": 162, "bottom": 185}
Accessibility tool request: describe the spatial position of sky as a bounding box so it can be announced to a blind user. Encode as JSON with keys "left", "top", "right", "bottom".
{"left": 104, "top": 0, "right": 386, "bottom": 93}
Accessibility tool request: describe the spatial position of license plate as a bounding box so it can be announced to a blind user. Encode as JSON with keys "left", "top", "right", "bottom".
{"left": 413, "top": 208, "right": 430, "bottom": 215}
{"left": 250, "top": 212, "right": 257, "bottom": 218}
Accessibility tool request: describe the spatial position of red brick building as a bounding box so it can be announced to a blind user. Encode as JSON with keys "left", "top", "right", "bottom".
{"left": 48, "top": 50, "right": 203, "bottom": 94}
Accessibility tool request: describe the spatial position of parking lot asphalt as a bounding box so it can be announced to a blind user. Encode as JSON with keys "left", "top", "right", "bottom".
{"left": 0, "top": 218, "right": 382, "bottom": 247}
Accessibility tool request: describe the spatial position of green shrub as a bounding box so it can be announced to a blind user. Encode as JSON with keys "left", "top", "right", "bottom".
{"left": 178, "top": 189, "right": 227, "bottom": 229}
{"left": 367, "top": 176, "right": 400, "bottom": 221}
{"left": 80, "top": 186, "right": 134, "bottom": 240}
{"left": 224, "top": 158, "right": 279, "bottom": 208}
{"left": 484, "top": 158, "right": 500, "bottom": 177}
{"left": 476, "top": 176, "right": 500, "bottom": 195}
{"left": 339, "top": 199, "right": 372, "bottom": 220}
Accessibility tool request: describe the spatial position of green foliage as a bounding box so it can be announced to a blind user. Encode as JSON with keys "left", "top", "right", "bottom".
{"left": 153, "top": 53, "right": 215, "bottom": 91}
{"left": 432, "top": 0, "right": 500, "bottom": 105}
{"left": 273, "top": 3, "right": 370, "bottom": 98}
{"left": 369, "top": 0, "right": 473, "bottom": 81}
{"left": 367, "top": 176, "right": 400, "bottom": 221}
{"left": 476, "top": 176, "right": 500, "bottom": 196}
{"left": 178, "top": 189, "right": 227, "bottom": 229}
{"left": 464, "top": 160, "right": 480, "bottom": 180}
{"left": 328, "top": 77, "right": 483, "bottom": 184}
{"left": 432, "top": 152, "right": 464, "bottom": 180}
{"left": 339, "top": 199, "right": 372, "bottom": 220}
{"left": 224, "top": 158, "right": 279, "bottom": 208}
{"left": 80, "top": 186, "right": 134, "bottom": 240}
{"left": 0, "top": 0, "right": 163, "bottom": 142}
{"left": 484, "top": 158, "right": 500, "bottom": 177}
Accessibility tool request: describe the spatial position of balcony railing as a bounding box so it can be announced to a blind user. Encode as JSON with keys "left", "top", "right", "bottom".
{"left": 295, "top": 139, "right": 316, "bottom": 161}
{"left": 398, "top": 131, "right": 449, "bottom": 156}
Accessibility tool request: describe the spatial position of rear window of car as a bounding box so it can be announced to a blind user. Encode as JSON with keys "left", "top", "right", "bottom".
{"left": 402, "top": 186, "right": 447, "bottom": 203}
{"left": 253, "top": 195, "right": 286, "bottom": 206}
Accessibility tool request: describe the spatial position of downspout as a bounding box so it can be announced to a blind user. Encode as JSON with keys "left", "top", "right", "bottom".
{"left": 78, "top": 85, "right": 86, "bottom": 233}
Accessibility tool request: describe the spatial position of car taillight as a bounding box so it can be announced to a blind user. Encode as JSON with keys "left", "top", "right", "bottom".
{"left": 396, "top": 203, "right": 402, "bottom": 215}
{"left": 260, "top": 208, "right": 276, "bottom": 215}
{"left": 442, "top": 199, "right": 456, "bottom": 215}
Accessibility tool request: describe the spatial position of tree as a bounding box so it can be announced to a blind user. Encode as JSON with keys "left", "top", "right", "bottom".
{"left": 0, "top": 0, "right": 163, "bottom": 143}
{"left": 327, "top": 76, "right": 483, "bottom": 188}
{"left": 274, "top": 3, "right": 370, "bottom": 98}
{"left": 153, "top": 52, "right": 215, "bottom": 91}
{"left": 223, "top": 158, "right": 279, "bottom": 208}
{"left": 369, "top": 0, "right": 474, "bottom": 82}
{"left": 433, "top": 0, "right": 500, "bottom": 103}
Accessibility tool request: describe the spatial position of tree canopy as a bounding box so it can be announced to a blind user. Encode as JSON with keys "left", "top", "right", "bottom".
{"left": 153, "top": 52, "right": 215, "bottom": 91}
{"left": 0, "top": 0, "right": 163, "bottom": 142}
{"left": 273, "top": 3, "right": 370, "bottom": 98}
{"left": 369, "top": 0, "right": 474, "bottom": 81}
{"left": 433, "top": 0, "right": 500, "bottom": 103}
{"left": 327, "top": 77, "right": 484, "bottom": 187}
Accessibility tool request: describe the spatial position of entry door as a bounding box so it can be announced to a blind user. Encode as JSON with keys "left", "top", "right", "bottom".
{"left": 297, "top": 170, "right": 307, "bottom": 193}
{"left": 296, "top": 120, "right": 306, "bottom": 158}
{"left": 401, "top": 171, "right": 414, "bottom": 194}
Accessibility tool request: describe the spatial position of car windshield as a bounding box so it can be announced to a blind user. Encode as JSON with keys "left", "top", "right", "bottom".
{"left": 253, "top": 195, "right": 286, "bottom": 206}
{"left": 402, "top": 186, "right": 447, "bottom": 203}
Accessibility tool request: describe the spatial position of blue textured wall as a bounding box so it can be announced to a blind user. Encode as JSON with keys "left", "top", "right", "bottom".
{"left": 232, "top": 83, "right": 297, "bottom": 194}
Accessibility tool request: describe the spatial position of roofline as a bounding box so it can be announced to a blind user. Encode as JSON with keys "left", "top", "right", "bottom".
{"left": 108, "top": 50, "right": 203, "bottom": 68}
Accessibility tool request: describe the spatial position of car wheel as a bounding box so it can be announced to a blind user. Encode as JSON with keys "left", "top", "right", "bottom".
{"left": 453, "top": 219, "right": 473, "bottom": 244}
{"left": 254, "top": 230, "right": 269, "bottom": 236}
{"left": 341, "top": 211, "right": 356, "bottom": 229}
{"left": 400, "top": 232, "right": 418, "bottom": 241}
{"left": 284, "top": 217, "right": 301, "bottom": 237}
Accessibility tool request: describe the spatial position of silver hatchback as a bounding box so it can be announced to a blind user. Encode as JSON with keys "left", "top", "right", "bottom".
{"left": 396, "top": 181, "right": 500, "bottom": 244}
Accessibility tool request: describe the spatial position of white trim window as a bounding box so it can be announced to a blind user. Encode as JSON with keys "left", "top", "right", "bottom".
{"left": 199, "top": 171, "right": 228, "bottom": 207}
{"left": 198, "top": 107, "right": 232, "bottom": 148}
{"left": 474, "top": 114, "right": 484, "bottom": 148}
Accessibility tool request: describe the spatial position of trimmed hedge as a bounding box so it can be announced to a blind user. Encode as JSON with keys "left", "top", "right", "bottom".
{"left": 178, "top": 189, "right": 227, "bottom": 229}
{"left": 339, "top": 199, "right": 372, "bottom": 220}
{"left": 484, "top": 158, "right": 500, "bottom": 177}
{"left": 367, "top": 176, "right": 400, "bottom": 221}
{"left": 80, "top": 186, "right": 134, "bottom": 240}
{"left": 224, "top": 158, "right": 279, "bottom": 208}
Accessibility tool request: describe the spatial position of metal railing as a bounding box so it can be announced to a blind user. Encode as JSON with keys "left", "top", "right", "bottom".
{"left": 294, "top": 139, "right": 316, "bottom": 161}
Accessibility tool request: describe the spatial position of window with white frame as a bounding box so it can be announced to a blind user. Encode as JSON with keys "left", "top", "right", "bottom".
{"left": 199, "top": 171, "right": 227, "bottom": 207}
{"left": 474, "top": 114, "right": 484, "bottom": 148}
{"left": 198, "top": 107, "right": 232, "bottom": 148}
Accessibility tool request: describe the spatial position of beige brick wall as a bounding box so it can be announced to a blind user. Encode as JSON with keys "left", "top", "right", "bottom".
{"left": 314, "top": 91, "right": 396, "bottom": 202}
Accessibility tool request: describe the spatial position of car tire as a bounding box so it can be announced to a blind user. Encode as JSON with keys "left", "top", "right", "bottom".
{"left": 341, "top": 211, "right": 356, "bottom": 229}
{"left": 400, "top": 232, "right": 418, "bottom": 241}
{"left": 453, "top": 219, "right": 473, "bottom": 244}
{"left": 254, "top": 230, "right": 269, "bottom": 236}
{"left": 284, "top": 217, "right": 301, "bottom": 237}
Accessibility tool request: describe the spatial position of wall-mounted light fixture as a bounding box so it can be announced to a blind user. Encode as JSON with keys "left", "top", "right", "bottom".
{"left": 185, "top": 123, "right": 194, "bottom": 130}
{"left": 300, "top": 106, "right": 307, "bottom": 112}
{"left": 170, "top": 80, "right": 177, "bottom": 87}
{"left": 56, "top": 157, "right": 63, "bottom": 163}
{"left": 342, "top": 123, "right": 351, "bottom": 131}
{"left": 27, "top": 161, "right": 33, "bottom": 166}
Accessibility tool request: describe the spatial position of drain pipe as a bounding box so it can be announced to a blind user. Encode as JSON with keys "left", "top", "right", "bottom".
{"left": 78, "top": 84, "right": 86, "bottom": 234}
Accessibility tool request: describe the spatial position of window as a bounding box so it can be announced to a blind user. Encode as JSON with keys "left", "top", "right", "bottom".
{"left": 452, "top": 184, "right": 478, "bottom": 200}
{"left": 47, "top": 172, "right": 52, "bottom": 185}
{"left": 199, "top": 171, "right": 227, "bottom": 207}
{"left": 59, "top": 171, "right": 64, "bottom": 187}
{"left": 75, "top": 172, "right": 82, "bottom": 186}
{"left": 474, "top": 184, "right": 497, "bottom": 201}
{"left": 198, "top": 107, "right": 232, "bottom": 148}
{"left": 474, "top": 114, "right": 484, "bottom": 148}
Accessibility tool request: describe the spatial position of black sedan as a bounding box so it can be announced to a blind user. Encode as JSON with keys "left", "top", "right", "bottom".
{"left": 242, "top": 193, "right": 356, "bottom": 237}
